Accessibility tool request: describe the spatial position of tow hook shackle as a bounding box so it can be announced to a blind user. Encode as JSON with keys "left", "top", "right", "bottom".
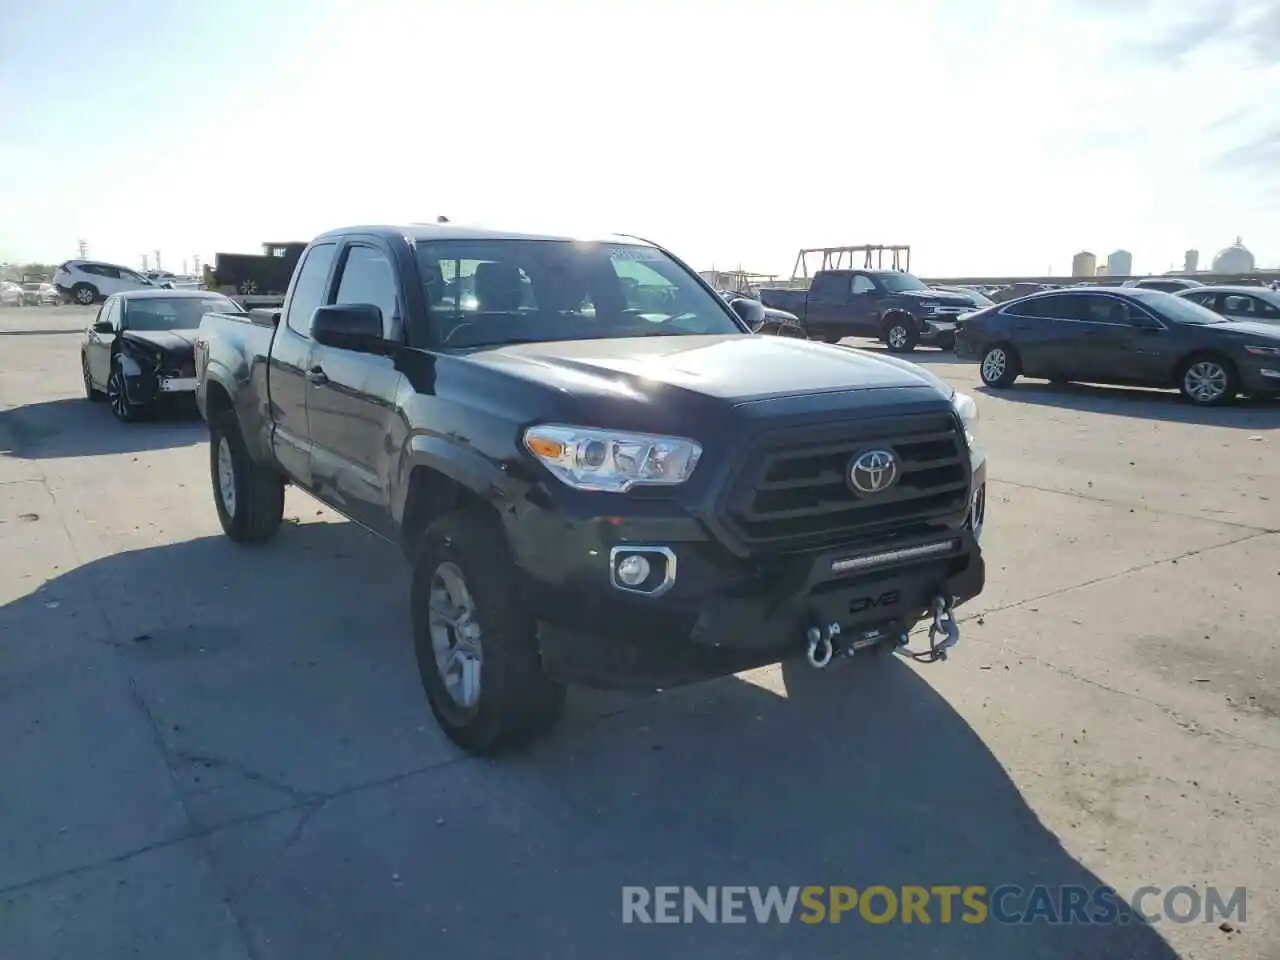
{"left": 928, "top": 594, "right": 960, "bottom": 661}
{"left": 805, "top": 622, "right": 841, "bottom": 669}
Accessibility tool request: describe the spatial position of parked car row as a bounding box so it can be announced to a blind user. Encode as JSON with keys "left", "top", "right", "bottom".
{"left": 0, "top": 279, "right": 58, "bottom": 306}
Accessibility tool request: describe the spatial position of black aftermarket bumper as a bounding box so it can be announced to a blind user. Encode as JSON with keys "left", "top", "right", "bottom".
{"left": 532, "top": 526, "right": 985, "bottom": 690}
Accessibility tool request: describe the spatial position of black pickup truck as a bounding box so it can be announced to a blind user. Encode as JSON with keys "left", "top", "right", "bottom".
{"left": 759, "top": 269, "right": 975, "bottom": 352}
{"left": 194, "top": 224, "right": 987, "bottom": 754}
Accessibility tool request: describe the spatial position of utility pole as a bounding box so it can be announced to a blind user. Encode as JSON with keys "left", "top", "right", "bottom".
{"left": 192, "top": 254, "right": 201, "bottom": 275}
{"left": 77, "top": 239, "right": 88, "bottom": 258}
{"left": 154, "top": 250, "right": 162, "bottom": 272}
{"left": 142, "top": 254, "right": 149, "bottom": 271}
{"left": 182, "top": 259, "right": 188, "bottom": 276}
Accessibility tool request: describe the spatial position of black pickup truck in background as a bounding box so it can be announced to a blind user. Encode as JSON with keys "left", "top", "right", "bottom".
{"left": 760, "top": 269, "right": 976, "bottom": 352}
{"left": 194, "top": 224, "right": 987, "bottom": 754}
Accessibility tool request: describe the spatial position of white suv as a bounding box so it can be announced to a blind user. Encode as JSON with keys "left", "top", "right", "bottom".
{"left": 52, "top": 260, "right": 171, "bottom": 305}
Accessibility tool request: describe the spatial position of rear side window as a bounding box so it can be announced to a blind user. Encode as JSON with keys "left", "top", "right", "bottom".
{"left": 285, "top": 243, "right": 337, "bottom": 336}
{"left": 811, "top": 273, "right": 847, "bottom": 297}
{"left": 1005, "top": 295, "right": 1061, "bottom": 319}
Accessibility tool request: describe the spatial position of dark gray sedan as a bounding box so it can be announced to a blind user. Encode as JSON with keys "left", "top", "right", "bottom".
{"left": 953, "top": 287, "right": 1280, "bottom": 405}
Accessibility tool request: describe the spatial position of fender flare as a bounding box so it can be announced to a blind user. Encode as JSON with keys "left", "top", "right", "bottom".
{"left": 200, "top": 361, "right": 273, "bottom": 462}
{"left": 392, "top": 433, "right": 517, "bottom": 530}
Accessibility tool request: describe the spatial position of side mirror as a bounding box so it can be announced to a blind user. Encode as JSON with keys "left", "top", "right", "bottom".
{"left": 311, "top": 303, "right": 385, "bottom": 352}
{"left": 92, "top": 321, "right": 113, "bottom": 334}
{"left": 730, "top": 297, "right": 767, "bottom": 332}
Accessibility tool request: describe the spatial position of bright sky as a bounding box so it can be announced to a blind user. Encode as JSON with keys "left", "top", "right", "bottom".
{"left": 2, "top": 0, "right": 1278, "bottom": 277}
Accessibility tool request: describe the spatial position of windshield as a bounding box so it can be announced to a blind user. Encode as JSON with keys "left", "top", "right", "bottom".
{"left": 415, "top": 239, "right": 743, "bottom": 349}
{"left": 1137, "top": 290, "right": 1227, "bottom": 325}
{"left": 876, "top": 272, "right": 929, "bottom": 293}
{"left": 124, "top": 296, "right": 237, "bottom": 331}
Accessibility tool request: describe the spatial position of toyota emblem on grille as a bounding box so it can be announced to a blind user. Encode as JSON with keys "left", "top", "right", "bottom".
{"left": 849, "top": 449, "right": 898, "bottom": 494}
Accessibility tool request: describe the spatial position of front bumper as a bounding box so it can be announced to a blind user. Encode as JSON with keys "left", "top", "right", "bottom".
{"left": 121, "top": 366, "right": 198, "bottom": 405}
{"left": 1240, "top": 364, "right": 1280, "bottom": 396}
{"left": 526, "top": 464, "right": 988, "bottom": 689}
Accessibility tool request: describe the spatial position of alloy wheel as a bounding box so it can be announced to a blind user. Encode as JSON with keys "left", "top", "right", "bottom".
{"left": 217, "top": 436, "right": 237, "bottom": 518}
{"left": 888, "top": 325, "right": 909, "bottom": 350}
{"left": 427, "top": 561, "right": 484, "bottom": 710}
{"left": 982, "top": 348, "right": 1007, "bottom": 382}
{"left": 1183, "top": 361, "right": 1227, "bottom": 404}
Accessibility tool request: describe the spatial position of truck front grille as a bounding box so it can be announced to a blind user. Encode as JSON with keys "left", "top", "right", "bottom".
{"left": 722, "top": 411, "right": 970, "bottom": 549}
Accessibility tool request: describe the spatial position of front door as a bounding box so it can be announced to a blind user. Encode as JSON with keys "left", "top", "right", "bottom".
{"left": 270, "top": 241, "right": 339, "bottom": 486}
{"left": 306, "top": 240, "right": 407, "bottom": 538}
{"left": 999, "top": 294, "right": 1084, "bottom": 378}
{"left": 87, "top": 297, "right": 121, "bottom": 386}
{"left": 1075, "top": 295, "right": 1174, "bottom": 384}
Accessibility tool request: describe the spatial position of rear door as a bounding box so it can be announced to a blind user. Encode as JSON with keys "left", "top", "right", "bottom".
{"left": 998, "top": 294, "right": 1085, "bottom": 377}
{"left": 305, "top": 238, "right": 407, "bottom": 538}
{"left": 804, "top": 271, "right": 854, "bottom": 338}
{"left": 270, "top": 241, "right": 339, "bottom": 486}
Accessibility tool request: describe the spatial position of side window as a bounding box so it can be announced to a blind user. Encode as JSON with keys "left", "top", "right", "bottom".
{"left": 1255, "top": 297, "right": 1280, "bottom": 319}
{"left": 1074, "top": 294, "right": 1129, "bottom": 324}
{"left": 610, "top": 258, "right": 678, "bottom": 313}
{"left": 1005, "top": 296, "right": 1059, "bottom": 319}
{"left": 100, "top": 298, "right": 121, "bottom": 329}
{"left": 1222, "top": 294, "right": 1278, "bottom": 318}
{"left": 850, "top": 274, "right": 877, "bottom": 295}
{"left": 333, "top": 245, "right": 400, "bottom": 337}
{"left": 1183, "top": 292, "right": 1215, "bottom": 308}
{"left": 810, "top": 272, "right": 846, "bottom": 297}
{"left": 284, "top": 242, "right": 338, "bottom": 337}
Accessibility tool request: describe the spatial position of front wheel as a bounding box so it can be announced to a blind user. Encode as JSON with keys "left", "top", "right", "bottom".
{"left": 884, "top": 318, "right": 918, "bottom": 353}
{"left": 209, "top": 411, "right": 285, "bottom": 543}
{"left": 980, "top": 343, "right": 1020, "bottom": 388}
{"left": 1179, "top": 356, "right": 1237, "bottom": 406}
{"left": 72, "top": 283, "right": 97, "bottom": 305}
{"left": 411, "top": 508, "right": 566, "bottom": 755}
{"left": 107, "top": 363, "right": 151, "bottom": 421}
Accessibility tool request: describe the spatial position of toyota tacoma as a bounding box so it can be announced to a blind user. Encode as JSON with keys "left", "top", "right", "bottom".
{"left": 194, "top": 224, "right": 988, "bottom": 754}
{"left": 759, "top": 269, "right": 974, "bottom": 352}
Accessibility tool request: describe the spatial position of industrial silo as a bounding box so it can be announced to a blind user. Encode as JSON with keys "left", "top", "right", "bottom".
{"left": 1071, "top": 251, "right": 1097, "bottom": 278}
{"left": 1107, "top": 250, "right": 1133, "bottom": 277}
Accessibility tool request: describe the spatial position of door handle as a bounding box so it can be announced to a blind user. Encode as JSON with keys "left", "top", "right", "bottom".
{"left": 306, "top": 366, "right": 329, "bottom": 385}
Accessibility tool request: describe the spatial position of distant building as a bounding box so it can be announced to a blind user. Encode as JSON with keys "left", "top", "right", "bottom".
{"left": 1212, "top": 238, "right": 1255, "bottom": 274}
{"left": 1071, "top": 251, "right": 1097, "bottom": 278}
{"left": 1106, "top": 250, "right": 1133, "bottom": 277}
{"left": 1095, "top": 264, "right": 1108, "bottom": 276}
{"left": 1184, "top": 249, "right": 1200, "bottom": 273}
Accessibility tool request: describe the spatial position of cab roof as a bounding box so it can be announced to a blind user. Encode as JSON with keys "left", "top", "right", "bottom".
{"left": 313, "top": 223, "right": 659, "bottom": 247}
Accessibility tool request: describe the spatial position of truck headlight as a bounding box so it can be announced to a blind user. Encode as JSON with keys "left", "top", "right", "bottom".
{"left": 951, "top": 391, "right": 979, "bottom": 427}
{"left": 523, "top": 424, "right": 702, "bottom": 492}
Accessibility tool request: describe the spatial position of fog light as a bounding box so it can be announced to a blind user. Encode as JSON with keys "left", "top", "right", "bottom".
{"left": 615, "top": 553, "right": 651, "bottom": 586}
{"left": 608, "top": 546, "right": 677, "bottom": 597}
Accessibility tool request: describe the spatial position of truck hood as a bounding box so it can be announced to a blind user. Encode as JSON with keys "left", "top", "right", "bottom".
{"left": 122, "top": 329, "right": 199, "bottom": 354}
{"left": 895, "top": 289, "right": 975, "bottom": 308}
{"left": 460, "top": 334, "right": 947, "bottom": 404}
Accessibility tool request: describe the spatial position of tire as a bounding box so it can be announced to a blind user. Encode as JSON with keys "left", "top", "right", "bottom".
{"left": 106, "top": 361, "right": 151, "bottom": 421}
{"left": 883, "top": 316, "right": 918, "bottom": 353}
{"left": 936, "top": 333, "right": 955, "bottom": 352}
{"left": 821, "top": 334, "right": 844, "bottom": 344}
{"left": 209, "top": 410, "right": 285, "bottom": 543}
{"left": 411, "top": 507, "right": 566, "bottom": 755}
{"left": 979, "top": 342, "right": 1020, "bottom": 388}
{"left": 82, "top": 354, "right": 103, "bottom": 402}
{"left": 71, "top": 283, "right": 97, "bottom": 306}
{"left": 1178, "top": 354, "right": 1237, "bottom": 407}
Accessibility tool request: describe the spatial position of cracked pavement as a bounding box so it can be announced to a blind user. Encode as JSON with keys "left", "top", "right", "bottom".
{"left": 1, "top": 307, "right": 1278, "bottom": 958}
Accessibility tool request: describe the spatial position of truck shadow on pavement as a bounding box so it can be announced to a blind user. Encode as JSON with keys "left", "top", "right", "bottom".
{"left": 1, "top": 519, "right": 1182, "bottom": 960}
{"left": 979, "top": 381, "right": 1280, "bottom": 429}
{"left": 0, "top": 397, "right": 204, "bottom": 459}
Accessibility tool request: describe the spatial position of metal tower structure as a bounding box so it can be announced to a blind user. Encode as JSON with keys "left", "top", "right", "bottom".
{"left": 790, "top": 244, "right": 912, "bottom": 279}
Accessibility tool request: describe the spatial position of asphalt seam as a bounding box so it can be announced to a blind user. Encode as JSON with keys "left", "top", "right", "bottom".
{"left": 989, "top": 477, "right": 1278, "bottom": 534}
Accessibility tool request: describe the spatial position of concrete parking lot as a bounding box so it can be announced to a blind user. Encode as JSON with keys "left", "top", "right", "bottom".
{"left": 2, "top": 305, "right": 1277, "bottom": 959}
